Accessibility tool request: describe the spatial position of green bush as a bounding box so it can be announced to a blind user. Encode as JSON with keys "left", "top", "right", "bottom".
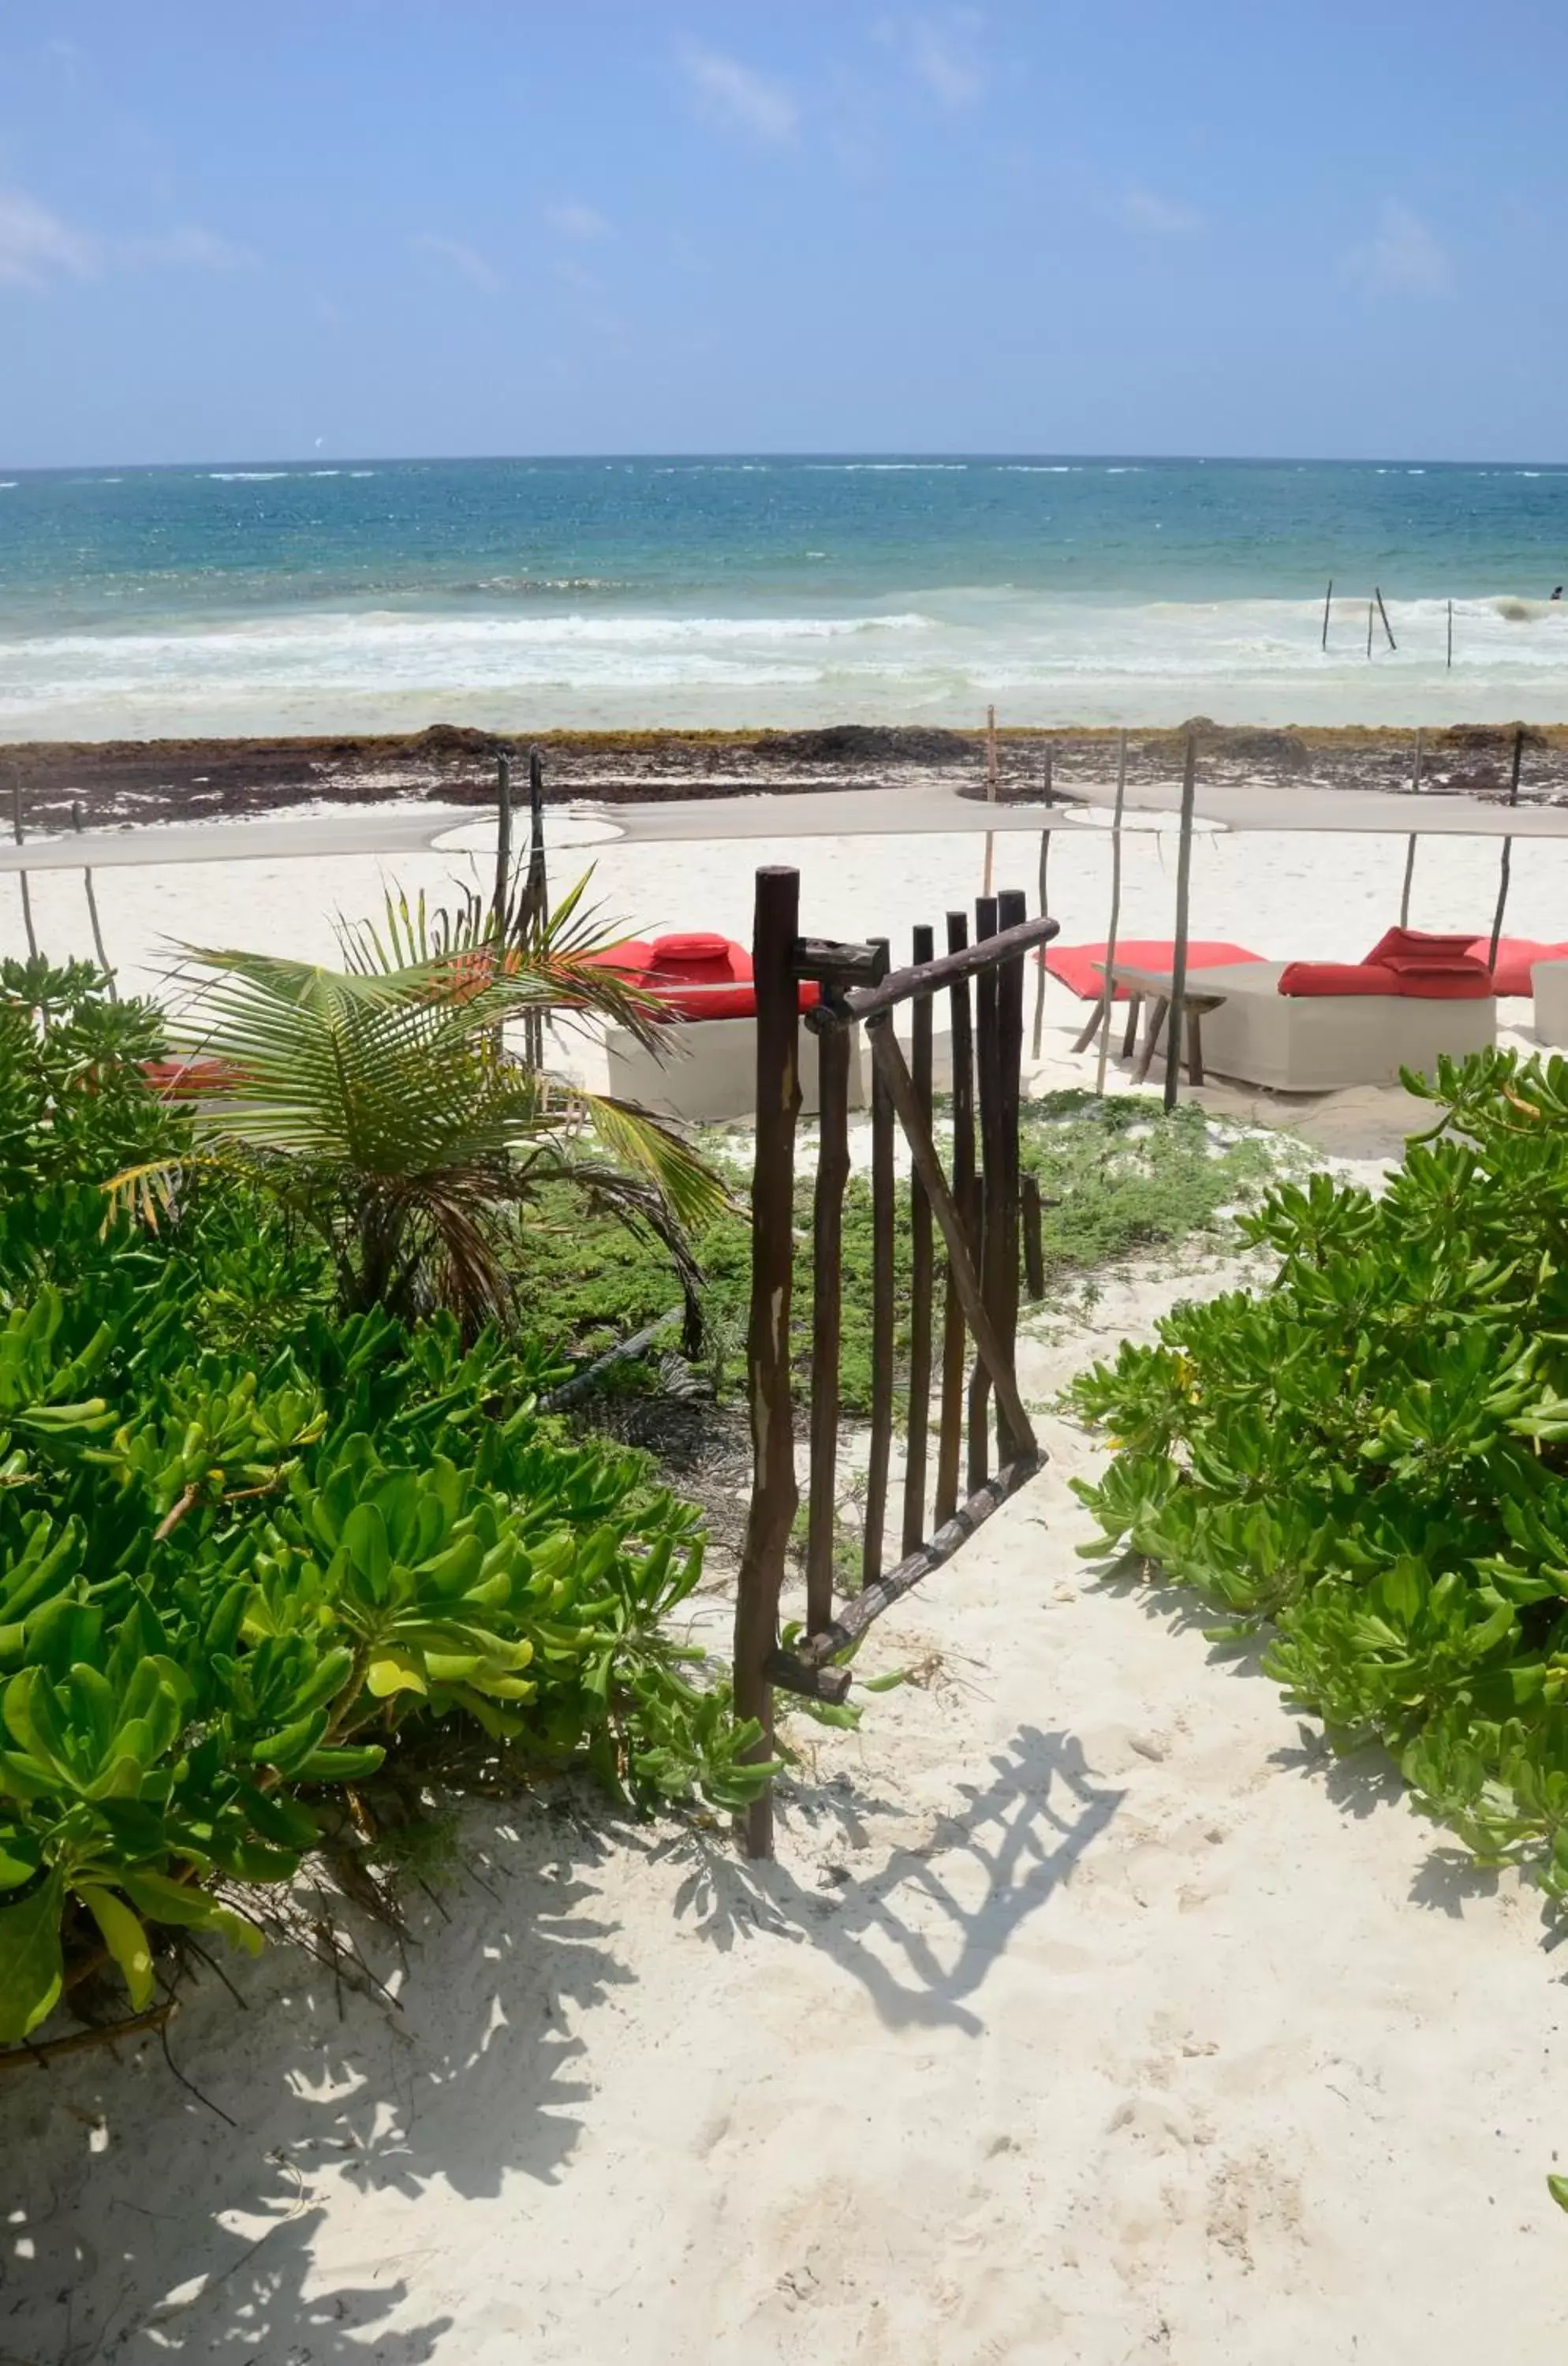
{"left": 0, "top": 963, "right": 767, "bottom": 2049}
{"left": 1070, "top": 1050, "right": 1568, "bottom": 1909}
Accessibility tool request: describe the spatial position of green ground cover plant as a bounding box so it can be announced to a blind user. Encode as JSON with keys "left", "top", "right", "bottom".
{"left": 506, "top": 1090, "right": 1281, "bottom": 1413}
{"left": 1071, "top": 1049, "right": 1568, "bottom": 1912}
{"left": 0, "top": 958, "right": 767, "bottom": 2051}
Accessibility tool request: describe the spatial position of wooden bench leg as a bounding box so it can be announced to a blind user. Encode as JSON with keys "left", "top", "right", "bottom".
{"left": 1187, "top": 1006, "right": 1205, "bottom": 1087}
{"left": 1071, "top": 1002, "right": 1104, "bottom": 1056}
{"left": 1132, "top": 996, "right": 1168, "bottom": 1087}
{"left": 1122, "top": 991, "right": 1142, "bottom": 1060}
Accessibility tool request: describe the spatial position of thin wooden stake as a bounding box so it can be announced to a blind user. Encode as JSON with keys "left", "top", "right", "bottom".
{"left": 1021, "top": 1174, "right": 1045, "bottom": 1300}
{"left": 1398, "top": 729, "right": 1424, "bottom": 928}
{"left": 10, "top": 782, "right": 36, "bottom": 962}
{"left": 1095, "top": 729, "right": 1129, "bottom": 1095}
{"left": 1321, "top": 579, "right": 1333, "bottom": 651}
{"left": 866, "top": 1017, "right": 1036, "bottom": 1464}
{"left": 1488, "top": 726, "right": 1525, "bottom": 974}
{"left": 805, "top": 1023, "right": 850, "bottom": 1634}
{"left": 982, "top": 703, "right": 998, "bottom": 895}
{"left": 968, "top": 894, "right": 999, "bottom": 1489}
{"left": 901, "top": 925, "right": 935, "bottom": 1558}
{"left": 1163, "top": 732, "right": 1198, "bottom": 1114}
{"left": 1366, "top": 599, "right": 1375, "bottom": 661}
{"left": 935, "top": 910, "right": 973, "bottom": 1528}
{"left": 994, "top": 886, "right": 1028, "bottom": 1463}
{"left": 1376, "top": 586, "right": 1397, "bottom": 651}
{"left": 734, "top": 867, "right": 802, "bottom": 1860}
{"left": 863, "top": 938, "right": 895, "bottom": 1594}
{"left": 70, "top": 800, "right": 114, "bottom": 991}
{"left": 491, "top": 750, "right": 513, "bottom": 938}
{"left": 1029, "top": 742, "right": 1053, "bottom": 1062}
{"left": 1447, "top": 599, "right": 1454, "bottom": 670}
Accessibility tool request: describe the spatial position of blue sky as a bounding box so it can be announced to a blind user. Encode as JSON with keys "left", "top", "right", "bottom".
{"left": 1, "top": 2, "right": 1562, "bottom": 467}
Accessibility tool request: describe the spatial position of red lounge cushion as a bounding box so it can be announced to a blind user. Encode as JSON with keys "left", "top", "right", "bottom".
{"left": 1465, "top": 938, "right": 1568, "bottom": 997}
{"left": 1363, "top": 927, "right": 1484, "bottom": 974}
{"left": 1393, "top": 970, "right": 1493, "bottom": 999}
{"left": 651, "top": 931, "right": 732, "bottom": 966}
{"left": 1278, "top": 961, "right": 1399, "bottom": 997}
{"left": 584, "top": 938, "right": 655, "bottom": 979}
{"left": 1043, "top": 939, "right": 1265, "bottom": 1002}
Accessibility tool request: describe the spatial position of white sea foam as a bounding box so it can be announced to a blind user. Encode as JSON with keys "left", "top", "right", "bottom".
{"left": 209, "top": 471, "right": 290, "bottom": 482}
{"left": 0, "top": 483, "right": 14, "bottom": 492}
{"left": 3, "top": 591, "right": 1565, "bottom": 738}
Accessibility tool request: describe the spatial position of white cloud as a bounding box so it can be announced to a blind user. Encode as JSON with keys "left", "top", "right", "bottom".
{"left": 1347, "top": 199, "right": 1452, "bottom": 296}
{"left": 681, "top": 48, "right": 797, "bottom": 144}
{"left": 0, "top": 188, "right": 96, "bottom": 289}
{"left": 412, "top": 232, "right": 502, "bottom": 292}
{"left": 122, "top": 225, "right": 257, "bottom": 272}
{"left": 546, "top": 200, "right": 611, "bottom": 241}
{"left": 908, "top": 17, "right": 984, "bottom": 107}
{"left": 1122, "top": 187, "right": 1203, "bottom": 237}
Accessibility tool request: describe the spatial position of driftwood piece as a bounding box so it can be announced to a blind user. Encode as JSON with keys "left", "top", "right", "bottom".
{"left": 807, "top": 911, "right": 1060, "bottom": 1032}
{"left": 733, "top": 866, "right": 803, "bottom": 1859}
{"left": 786, "top": 1455, "right": 1043, "bottom": 1670}
{"left": 806, "top": 1021, "right": 851, "bottom": 1633}
{"left": 935, "top": 909, "right": 973, "bottom": 1527}
{"left": 901, "top": 924, "right": 935, "bottom": 1557}
{"left": 863, "top": 938, "right": 895, "bottom": 1593}
{"left": 792, "top": 936, "right": 888, "bottom": 985}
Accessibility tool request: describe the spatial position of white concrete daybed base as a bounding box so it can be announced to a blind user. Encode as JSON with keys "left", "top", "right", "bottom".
{"left": 604, "top": 1015, "right": 868, "bottom": 1124}
{"left": 1533, "top": 959, "right": 1568, "bottom": 1047}
{"left": 1183, "top": 961, "right": 1497, "bottom": 1093}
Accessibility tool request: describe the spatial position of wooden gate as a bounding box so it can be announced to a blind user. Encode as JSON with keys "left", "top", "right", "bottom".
{"left": 733, "top": 864, "right": 1059, "bottom": 1856}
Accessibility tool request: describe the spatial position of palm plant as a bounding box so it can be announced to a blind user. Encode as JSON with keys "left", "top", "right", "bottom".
{"left": 111, "top": 875, "right": 727, "bottom": 1342}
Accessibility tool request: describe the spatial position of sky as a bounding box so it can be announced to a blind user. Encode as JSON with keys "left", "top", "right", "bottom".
{"left": 1, "top": 1, "right": 1564, "bottom": 468}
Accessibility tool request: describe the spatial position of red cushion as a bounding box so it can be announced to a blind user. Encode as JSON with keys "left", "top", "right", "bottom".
{"left": 1042, "top": 939, "right": 1265, "bottom": 1002}
{"left": 584, "top": 938, "right": 655, "bottom": 980}
{"left": 1278, "top": 961, "right": 1399, "bottom": 998}
{"left": 1393, "top": 971, "right": 1493, "bottom": 1000}
{"left": 651, "top": 931, "right": 732, "bottom": 967}
{"left": 1363, "top": 927, "right": 1484, "bottom": 974}
{"left": 1465, "top": 938, "right": 1568, "bottom": 997}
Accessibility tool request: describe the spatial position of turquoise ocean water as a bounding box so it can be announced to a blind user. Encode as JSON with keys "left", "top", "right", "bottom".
{"left": 2, "top": 456, "right": 1566, "bottom": 738}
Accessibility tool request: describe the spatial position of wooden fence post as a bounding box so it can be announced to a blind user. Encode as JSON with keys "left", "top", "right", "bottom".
{"left": 733, "top": 866, "right": 802, "bottom": 1859}
{"left": 900, "top": 924, "right": 935, "bottom": 1557}
{"left": 805, "top": 1021, "right": 850, "bottom": 1635}
{"left": 1321, "top": 579, "right": 1333, "bottom": 651}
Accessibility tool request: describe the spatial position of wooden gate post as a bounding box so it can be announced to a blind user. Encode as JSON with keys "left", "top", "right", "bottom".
{"left": 734, "top": 867, "right": 802, "bottom": 1858}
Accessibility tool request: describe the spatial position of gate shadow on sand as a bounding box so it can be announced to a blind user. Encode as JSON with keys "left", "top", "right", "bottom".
{"left": 656, "top": 1722, "right": 1125, "bottom": 2036}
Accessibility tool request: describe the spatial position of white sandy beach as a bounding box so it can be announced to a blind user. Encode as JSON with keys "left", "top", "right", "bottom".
{"left": 4, "top": 805, "right": 1568, "bottom": 2360}
{"left": 5, "top": 1251, "right": 1566, "bottom": 2364}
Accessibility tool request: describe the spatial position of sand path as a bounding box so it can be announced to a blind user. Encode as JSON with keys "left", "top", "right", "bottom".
{"left": 4, "top": 1255, "right": 1564, "bottom": 2365}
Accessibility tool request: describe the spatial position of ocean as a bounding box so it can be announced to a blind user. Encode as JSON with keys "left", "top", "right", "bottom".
{"left": 2, "top": 455, "right": 1566, "bottom": 741}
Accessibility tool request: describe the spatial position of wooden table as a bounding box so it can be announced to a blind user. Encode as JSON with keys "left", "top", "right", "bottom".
{"left": 1070, "top": 961, "right": 1230, "bottom": 1088}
